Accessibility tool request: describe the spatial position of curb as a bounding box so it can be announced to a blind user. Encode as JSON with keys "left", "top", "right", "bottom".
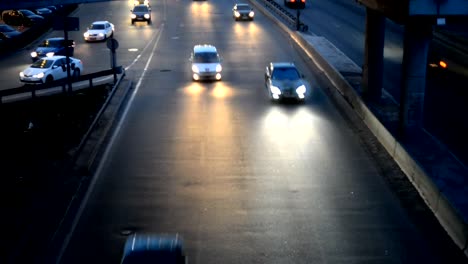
{"left": 44, "top": 77, "right": 133, "bottom": 263}
{"left": 251, "top": 0, "right": 468, "bottom": 257}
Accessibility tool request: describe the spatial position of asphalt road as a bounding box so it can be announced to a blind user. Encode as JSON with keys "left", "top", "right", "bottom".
{"left": 50, "top": 0, "right": 466, "bottom": 264}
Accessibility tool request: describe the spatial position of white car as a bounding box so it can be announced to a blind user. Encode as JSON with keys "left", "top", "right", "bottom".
{"left": 19, "top": 55, "right": 83, "bottom": 84}
{"left": 189, "top": 44, "right": 222, "bottom": 81}
{"left": 83, "top": 21, "right": 114, "bottom": 42}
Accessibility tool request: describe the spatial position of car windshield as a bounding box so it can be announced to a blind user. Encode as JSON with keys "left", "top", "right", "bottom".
{"left": 19, "top": 10, "right": 35, "bottom": 16}
{"left": 31, "top": 59, "right": 53, "bottom": 69}
{"left": 271, "top": 67, "right": 300, "bottom": 80}
{"left": 237, "top": 5, "right": 250, "bottom": 10}
{"left": 193, "top": 52, "right": 219, "bottom": 63}
{"left": 39, "top": 39, "right": 62, "bottom": 48}
{"left": 133, "top": 6, "right": 149, "bottom": 12}
{"left": 0, "top": 25, "right": 15, "bottom": 32}
{"left": 90, "top": 24, "right": 105, "bottom": 30}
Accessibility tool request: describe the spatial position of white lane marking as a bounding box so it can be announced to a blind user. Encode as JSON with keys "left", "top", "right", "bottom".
{"left": 56, "top": 22, "right": 165, "bottom": 264}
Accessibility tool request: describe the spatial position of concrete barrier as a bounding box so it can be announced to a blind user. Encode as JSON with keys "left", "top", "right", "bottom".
{"left": 251, "top": 0, "right": 468, "bottom": 256}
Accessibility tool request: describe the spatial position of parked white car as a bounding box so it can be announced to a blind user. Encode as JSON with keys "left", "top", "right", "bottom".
{"left": 83, "top": 21, "right": 114, "bottom": 42}
{"left": 19, "top": 55, "right": 83, "bottom": 84}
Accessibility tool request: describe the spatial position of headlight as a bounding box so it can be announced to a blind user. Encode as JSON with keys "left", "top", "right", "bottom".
{"left": 98, "top": 33, "right": 104, "bottom": 37}
{"left": 234, "top": 11, "right": 240, "bottom": 17}
{"left": 270, "top": 85, "right": 281, "bottom": 95}
{"left": 144, "top": 14, "right": 150, "bottom": 19}
{"left": 84, "top": 32, "right": 89, "bottom": 38}
{"left": 131, "top": 14, "right": 136, "bottom": 19}
{"left": 19, "top": 72, "right": 24, "bottom": 77}
{"left": 296, "top": 84, "right": 306, "bottom": 94}
{"left": 216, "top": 64, "right": 222, "bottom": 72}
{"left": 249, "top": 11, "right": 254, "bottom": 17}
{"left": 34, "top": 72, "right": 45, "bottom": 79}
{"left": 46, "top": 52, "right": 54, "bottom": 57}
{"left": 192, "top": 65, "right": 199, "bottom": 73}
{"left": 30, "top": 51, "right": 37, "bottom": 58}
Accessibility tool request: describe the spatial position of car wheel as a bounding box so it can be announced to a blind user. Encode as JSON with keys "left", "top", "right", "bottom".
{"left": 131, "top": 19, "right": 135, "bottom": 25}
{"left": 45, "top": 75, "right": 54, "bottom": 83}
{"left": 148, "top": 19, "right": 152, "bottom": 24}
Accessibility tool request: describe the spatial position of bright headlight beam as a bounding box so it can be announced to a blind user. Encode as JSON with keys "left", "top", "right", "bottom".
{"left": 296, "top": 84, "right": 306, "bottom": 94}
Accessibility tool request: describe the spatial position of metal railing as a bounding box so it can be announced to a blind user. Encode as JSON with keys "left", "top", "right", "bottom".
{"left": 257, "top": 0, "right": 309, "bottom": 32}
{"left": 0, "top": 66, "right": 124, "bottom": 104}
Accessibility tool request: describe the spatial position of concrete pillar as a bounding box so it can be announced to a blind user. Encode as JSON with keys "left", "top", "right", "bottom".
{"left": 399, "top": 19, "right": 432, "bottom": 136}
{"left": 362, "top": 7, "right": 385, "bottom": 101}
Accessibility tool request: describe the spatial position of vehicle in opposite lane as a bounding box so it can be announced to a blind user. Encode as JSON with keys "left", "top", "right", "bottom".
{"left": 30, "top": 37, "right": 75, "bottom": 61}
{"left": 232, "top": 3, "right": 255, "bottom": 21}
{"left": 190, "top": 44, "right": 223, "bottom": 81}
{"left": 83, "top": 21, "right": 114, "bottom": 42}
{"left": 264, "top": 62, "right": 308, "bottom": 101}
{"left": 284, "top": 0, "right": 305, "bottom": 9}
{"left": 19, "top": 55, "right": 83, "bottom": 84}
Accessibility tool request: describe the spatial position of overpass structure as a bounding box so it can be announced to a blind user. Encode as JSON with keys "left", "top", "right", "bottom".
{"left": 357, "top": 0, "right": 468, "bottom": 136}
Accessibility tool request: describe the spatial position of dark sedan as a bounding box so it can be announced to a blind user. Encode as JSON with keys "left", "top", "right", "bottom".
{"left": 232, "top": 3, "right": 255, "bottom": 21}
{"left": 264, "top": 62, "right": 309, "bottom": 101}
{"left": 131, "top": 4, "right": 151, "bottom": 25}
{"left": 0, "top": 24, "right": 22, "bottom": 39}
{"left": 30, "top": 37, "right": 75, "bottom": 61}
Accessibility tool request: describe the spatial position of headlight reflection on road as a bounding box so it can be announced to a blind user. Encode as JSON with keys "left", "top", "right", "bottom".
{"left": 184, "top": 82, "right": 206, "bottom": 96}
{"left": 211, "top": 82, "right": 234, "bottom": 99}
{"left": 233, "top": 22, "right": 260, "bottom": 38}
{"left": 262, "top": 107, "right": 320, "bottom": 145}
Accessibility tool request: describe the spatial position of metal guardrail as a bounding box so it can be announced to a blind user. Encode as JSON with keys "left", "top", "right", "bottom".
{"left": 257, "top": 0, "right": 309, "bottom": 32}
{"left": 0, "top": 66, "right": 124, "bottom": 104}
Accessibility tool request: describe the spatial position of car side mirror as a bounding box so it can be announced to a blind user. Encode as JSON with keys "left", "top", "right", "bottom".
{"left": 61, "top": 65, "right": 66, "bottom": 71}
{"left": 301, "top": 74, "right": 305, "bottom": 78}
{"left": 52, "top": 65, "right": 58, "bottom": 69}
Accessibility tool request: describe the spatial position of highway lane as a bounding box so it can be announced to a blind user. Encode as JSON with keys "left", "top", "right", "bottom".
{"left": 57, "top": 0, "right": 465, "bottom": 264}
